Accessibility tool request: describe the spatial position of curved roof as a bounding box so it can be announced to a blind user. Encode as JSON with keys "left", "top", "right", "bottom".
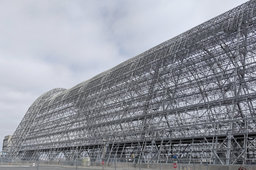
{"left": 29, "top": 88, "right": 66, "bottom": 109}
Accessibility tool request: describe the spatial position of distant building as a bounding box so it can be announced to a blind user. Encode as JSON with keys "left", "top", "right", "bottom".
{"left": 2, "top": 135, "right": 12, "bottom": 153}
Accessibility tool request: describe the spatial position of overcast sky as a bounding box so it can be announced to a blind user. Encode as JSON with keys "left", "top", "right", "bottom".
{"left": 0, "top": 0, "right": 248, "bottom": 150}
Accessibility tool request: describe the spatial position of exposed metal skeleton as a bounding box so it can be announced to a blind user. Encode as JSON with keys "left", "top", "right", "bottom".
{"left": 6, "top": 0, "right": 256, "bottom": 165}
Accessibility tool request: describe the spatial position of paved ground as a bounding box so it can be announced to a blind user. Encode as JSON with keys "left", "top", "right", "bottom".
{"left": 0, "top": 165, "right": 139, "bottom": 170}
{"left": 0, "top": 164, "right": 254, "bottom": 170}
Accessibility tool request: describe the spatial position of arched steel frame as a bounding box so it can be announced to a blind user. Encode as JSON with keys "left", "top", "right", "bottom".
{"left": 7, "top": 0, "right": 256, "bottom": 165}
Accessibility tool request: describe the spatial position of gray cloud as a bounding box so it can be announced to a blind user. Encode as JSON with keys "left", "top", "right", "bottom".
{"left": 0, "top": 0, "right": 248, "bottom": 150}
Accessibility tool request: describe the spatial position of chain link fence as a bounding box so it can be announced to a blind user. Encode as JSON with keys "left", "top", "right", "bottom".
{"left": 0, "top": 158, "right": 253, "bottom": 170}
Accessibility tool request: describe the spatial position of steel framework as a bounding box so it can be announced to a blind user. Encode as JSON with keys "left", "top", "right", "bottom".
{"left": 6, "top": 0, "right": 256, "bottom": 165}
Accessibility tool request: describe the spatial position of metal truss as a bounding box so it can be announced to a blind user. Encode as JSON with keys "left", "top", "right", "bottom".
{"left": 6, "top": 0, "right": 256, "bottom": 165}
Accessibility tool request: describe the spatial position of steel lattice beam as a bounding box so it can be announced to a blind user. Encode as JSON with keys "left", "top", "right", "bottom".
{"left": 5, "top": 0, "right": 256, "bottom": 165}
